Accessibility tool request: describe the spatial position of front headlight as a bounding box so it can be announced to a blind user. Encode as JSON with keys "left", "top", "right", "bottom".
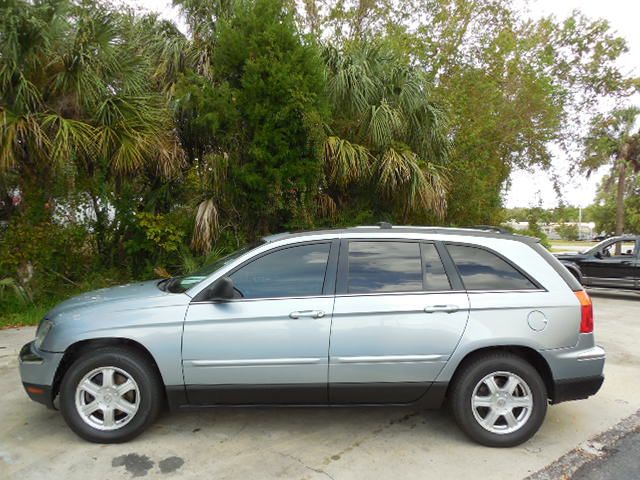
{"left": 34, "top": 320, "right": 53, "bottom": 349}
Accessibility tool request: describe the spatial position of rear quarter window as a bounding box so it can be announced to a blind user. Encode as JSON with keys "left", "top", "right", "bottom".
{"left": 446, "top": 244, "right": 538, "bottom": 291}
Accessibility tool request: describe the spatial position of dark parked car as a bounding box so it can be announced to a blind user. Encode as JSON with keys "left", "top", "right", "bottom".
{"left": 555, "top": 235, "right": 640, "bottom": 289}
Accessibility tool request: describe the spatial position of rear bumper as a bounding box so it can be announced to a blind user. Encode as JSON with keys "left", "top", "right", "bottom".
{"left": 552, "top": 375, "right": 604, "bottom": 404}
{"left": 541, "top": 335, "right": 606, "bottom": 404}
{"left": 19, "top": 341, "right": 63, "bottom": 409}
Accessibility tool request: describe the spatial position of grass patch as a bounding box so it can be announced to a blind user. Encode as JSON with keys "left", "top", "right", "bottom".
{"left": 0, "top": 298, "right": 59, "bottom": 329}
{"left": 549, "top": 240, "right": 597, "bottom": 253}
{"left": 550, "top": 240, "right": 597, "bottom": 247}
{"left": 0, "top": 270, "right": 135, "bottom": 329}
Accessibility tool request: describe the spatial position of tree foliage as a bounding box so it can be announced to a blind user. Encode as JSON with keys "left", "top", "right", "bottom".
{"left": 299, "top": 0, "right": 638, "bottom": 224}
{"left": 582, "top": 107, "right": 640, "bottom": 234}
{"left": 0, "top": 0, "right": 638, "bottom": 315}
{"left": 322, "top": 43, "right": 450, "bottom": 223}
{"left": 174, "top": 0, "right": 329, "bottom": 248}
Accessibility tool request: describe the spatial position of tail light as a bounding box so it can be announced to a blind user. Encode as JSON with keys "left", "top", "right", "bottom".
{"left": 575, "top": 290, "right": 593, "bottom": 333}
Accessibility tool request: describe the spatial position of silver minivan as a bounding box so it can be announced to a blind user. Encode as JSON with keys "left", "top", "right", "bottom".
{"left": 19, "top": 225, "right": 605, "bottom": 446}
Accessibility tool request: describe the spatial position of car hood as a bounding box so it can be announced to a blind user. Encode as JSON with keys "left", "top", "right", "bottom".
{"left": 46, "top": 279, "right": 171, "bottom": 319}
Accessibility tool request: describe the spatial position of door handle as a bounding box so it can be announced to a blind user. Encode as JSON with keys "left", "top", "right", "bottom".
{"left": 289, "top": 310, "right": 325, "bottom": 319}
{"left": 424, "top": 305, "right": 459, "bottom": 314}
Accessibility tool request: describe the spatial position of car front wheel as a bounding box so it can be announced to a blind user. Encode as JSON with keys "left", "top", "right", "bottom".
{"left": 450, "top": 352, "right": 548, "bottom": 447}
{"left": 59, "top": 347, "right": 164, "bottom": 443}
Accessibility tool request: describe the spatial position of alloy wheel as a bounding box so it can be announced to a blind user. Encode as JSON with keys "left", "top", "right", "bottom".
{"left": 471, "top": 371, "right": 534, "bottom": 434}
{"left": 74, "top": 366, "right": 140, "bottom": 431}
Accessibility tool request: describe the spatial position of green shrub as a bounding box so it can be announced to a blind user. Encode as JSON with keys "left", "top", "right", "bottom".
{"left": 0, "top": 218, "right": 95, "bottom": 296}
{"left": 556, "top": 223, "right": 580, "bottom": 241}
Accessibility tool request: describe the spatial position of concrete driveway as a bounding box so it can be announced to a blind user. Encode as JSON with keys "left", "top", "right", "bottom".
{"left": 1, "top": 291, "right": 639, "bottom": 480}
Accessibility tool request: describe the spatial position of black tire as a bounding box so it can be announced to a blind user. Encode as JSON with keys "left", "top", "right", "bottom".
{"left": 449, "top": 352, "right": 548, "bottom": 447}
{"left": 59, "top": 347, "right": 164, "bottom": 443}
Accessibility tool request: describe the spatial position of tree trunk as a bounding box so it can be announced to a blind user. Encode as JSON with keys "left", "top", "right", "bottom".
{"left": 90, "top": 193, "right": 107, "bottom": 259}
{"left": 401, "top": 201, "right": 410, "bottom": 224}
{"left": 614, "top": 159, "right": 626, "bottom": 255}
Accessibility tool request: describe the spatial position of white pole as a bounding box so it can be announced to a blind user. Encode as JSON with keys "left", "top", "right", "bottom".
{"left": 578, "top": 206, "right": 582, "bottom": 240}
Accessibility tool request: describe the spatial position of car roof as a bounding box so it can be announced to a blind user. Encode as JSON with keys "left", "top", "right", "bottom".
{"left": 605, "top": 235, "right": 637, "bottom": 240}
{"left": 262, "top": 225, "right": 540, "bottom": 244}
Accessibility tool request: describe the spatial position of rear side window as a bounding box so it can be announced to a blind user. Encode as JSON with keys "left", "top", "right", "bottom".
{"left": 447, "top": 244, "right": 537, "bottom": 291}
{"left": 421, "top": 243, "right": 451, "bottom": 291}
{"left": 348, "top": 241, "right": 422, "bottom": 293}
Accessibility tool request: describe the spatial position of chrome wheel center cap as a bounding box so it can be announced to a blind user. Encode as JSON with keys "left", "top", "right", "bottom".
{"left": 100, "top": 387, "right": 117, "bottom": 405}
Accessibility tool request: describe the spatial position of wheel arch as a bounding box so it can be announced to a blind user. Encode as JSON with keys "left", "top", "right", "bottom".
{"left": 561, "top": 262, "right": 582, "bottom": 284}
{"left": 445, "top": 345, "right": 555, "bottom": 402}
{"left": 52, "top": 337, "right": 167, "bottom": 405}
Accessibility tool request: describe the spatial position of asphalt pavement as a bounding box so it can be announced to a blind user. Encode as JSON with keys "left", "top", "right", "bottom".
{"left": 573, "top": 430, "right": 640, "bottom": 480}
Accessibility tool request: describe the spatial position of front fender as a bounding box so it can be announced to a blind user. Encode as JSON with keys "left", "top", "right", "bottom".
{"left": 42, "top": 300, "right": 189, "bottom": 387}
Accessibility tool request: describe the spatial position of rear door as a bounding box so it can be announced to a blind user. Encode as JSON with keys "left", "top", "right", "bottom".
{"left": 328, "top": 239, "right": 469, "bottom": 404}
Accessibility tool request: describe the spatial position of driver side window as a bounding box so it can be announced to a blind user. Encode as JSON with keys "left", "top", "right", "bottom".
{"left": 602, "top": 241, "right": 636, "bottom": 257}
{"left": 229, "top": 243, "right": 331, "bottom": 299}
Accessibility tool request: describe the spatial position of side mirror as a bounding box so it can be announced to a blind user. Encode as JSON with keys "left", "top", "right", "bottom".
{"left": 204, "top": 277, "right": 235, "bottom": 302}
{"left": 594, "top": 251, "right": 602, "bottom": 259}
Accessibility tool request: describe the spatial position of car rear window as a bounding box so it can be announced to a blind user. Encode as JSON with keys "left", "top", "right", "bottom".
{"left": 446, "top": 244, "right": 537, "bottom": 291}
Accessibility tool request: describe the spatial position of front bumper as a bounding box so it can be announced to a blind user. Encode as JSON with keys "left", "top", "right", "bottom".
{"left": 19, "top": 341, "right": 63, "bottom": 409}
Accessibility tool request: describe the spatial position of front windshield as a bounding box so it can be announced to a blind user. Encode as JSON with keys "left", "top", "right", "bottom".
{"left": 585, "top": 238, "right": 614, "bottom": 255}
{"left": 165, "top": 241, "right": 265, "bottom": 293}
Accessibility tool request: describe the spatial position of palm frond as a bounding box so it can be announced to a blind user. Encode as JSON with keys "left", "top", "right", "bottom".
{"left": 362, "top": 100, "right": 405, "bottom": 149}
{"left": 192, "top": 198, "right": 220, "bottom": 254}
{"left": 0, "top": 109, "right": 51, "bottom": 171}
{"left": 152, "top": 130, "right": 186, "bottom": 178}
{"left": 40, "top": 114, "right": 97, "bottom": 168}
{"left": 323, "top": 135, "right": 372, "bottom": 187}
{"left": 376, "top": 146, "right": 449, "bottom": 219}
{"left": 377, "top": 146, "right": 412, "bottom": 195}
{"left": 316, "top": 191, "right": 337, "bottom": 218}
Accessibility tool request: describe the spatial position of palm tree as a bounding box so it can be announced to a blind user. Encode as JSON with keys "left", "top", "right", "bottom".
{"left": 0, "top": 0, "right": 184, "bottom": 232}
{"left": 583, "top": 107, "right": 640, "bottom": 238}
{"left": 322, "top": 43, "right": 450, "bottom": 223}
{"left": 172, "top": 0, "right": 236, "bottom": 79}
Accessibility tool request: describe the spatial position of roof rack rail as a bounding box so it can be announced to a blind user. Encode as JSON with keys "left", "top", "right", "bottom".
{"left": 470, "top": 225, "right": 513, "bottom": 235}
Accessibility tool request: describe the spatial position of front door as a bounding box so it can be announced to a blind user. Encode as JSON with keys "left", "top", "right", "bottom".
{"left": 182, "top": 241, "right": 338, "bottom": 404}
{"left": 581, "top": 239, "right": 639, "bottom": 288}
{"left": 328, "top": 240, "right": 469, "bottom": 404}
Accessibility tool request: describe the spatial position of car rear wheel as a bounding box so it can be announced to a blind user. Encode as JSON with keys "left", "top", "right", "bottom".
{"left": 59, "top": 347, "right": 164, "bottom": 443}
{"left": 450, "top": 352, "right": 547, "bottom": 447}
